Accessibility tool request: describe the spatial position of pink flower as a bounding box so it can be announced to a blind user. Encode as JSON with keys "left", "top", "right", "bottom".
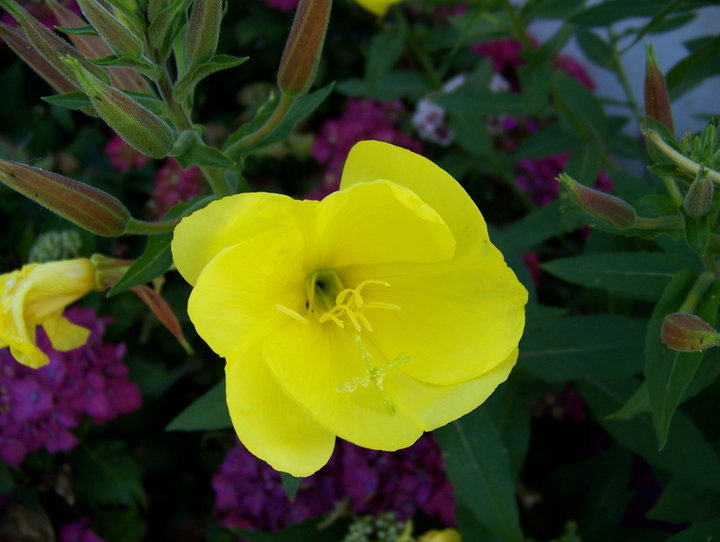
{"left": 0, "top": 307, "right": 140, "bottom": 466}
{"left": 213, "top": 434, "right": 454, "bottom": 532}
{"left": 264, "top": 0, "right": 300, "bottom": 11}
{"left": 60, "top": 517, "right": 106, "bottom": 542}
{"left": 104, "top": 135, "right": 151, "bottom": 173}
{"left": 148, "top": 159, "right": 204, "bottom": 217}
{"left": 309, "top": 99, "right": 422, "bottom": 198}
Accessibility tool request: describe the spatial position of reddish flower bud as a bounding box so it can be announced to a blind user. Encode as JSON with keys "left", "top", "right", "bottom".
{"left": 186, "top": 0, "right": 223, "bottom": 65}
{"left": 0, "top": 159, "right": 130, "bottom": 236}
{"left": 644, "top": 45, "right": 675, "bottom": 135}
{"left": 277, "top": 0, "right": 332, "bottom": 96}
{"left": 62, "top": 56, "right": 175, "bottom": 159}
{"left": 557, "top": 173, "right": 637, "bottom": 230}
{"left": 661, "top": 312, "right": 720, "bottom": 352}
{"left": 683, "top": 169, "right": 714, "bottom": 219}
{"left": 0, "top": 0, "right": 110, "bottom": 88}
{"left": 0, "top": 22, "right": 76, "bottom": 94}
{"left": 46, "top": 0, "right": 150, "bottom": 92}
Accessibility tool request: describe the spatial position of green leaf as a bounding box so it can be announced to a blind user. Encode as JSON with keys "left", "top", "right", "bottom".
{"left": 166, "top": 380, "right": 232, "bottom": 431}
{"left": 518, "top": 315, "right": 646, "bottom": 381}
{"left": 174, "top": 55, "right": 249, "bottom": 103}
{"left": 225, "top": 83, "right": 335, "bottom": 158}
{"left": 54, "top": 24, "right": 98, "bottom": 36}
{"left": 281, "top": 472, "right": 302, "bottom": 501}
{"left": 448, "top": 112, "right": 491, "bottom": 157}
{"left": 94, "top": 506, "right": 147, "bottom": 542}
{"left": 0, "top": 463, "right": 13, "bottom": 494}
{"left": 90, "top": 54, "right": 161, "bottom": 79}
{"left": 237, "top": 519, "right": 349, "bottom": 542}
{"left": 607, "top": 383, "right": 650, "bottom": 420}
{"left": 72, "top": 441, "right": 146, "bottom": 506}
{"left": 663, "top": 515, "right": 720, "bottom": 542}
{"left": 569, "top": 0, "right": 665, "bottom": 26}
{"left": 667, "top": 35, "right": 720, "bottom": 100}
{"left": 170, "top": 130, "right": 235, "bottom": 168}
{"left": 648, "top": 477, "right": 720, "bottom": 523}
{"left": 579, "top": 377, "right": 720, "bottom": 492}
{"left": 552, "top": 72, "right": 608, "bottom": 144}
{"left": 644, "top": 271, "right": 720, "bottom": 448}
{"left": 434, "top": 407, "right": 524, "bottom": 542}
{"left": 337, "top": 71, "right": 429, "bottom": 101}
{"left": 541, "top": 252, "right": 695, "bottom": 302}
{"left": 576, "top": 29, "right": 614, "bottom": 69}
{"left": 486, "top": 383, "right": 532, "bottom": 478}
{"left": 41, "top": 91, "right": 91, "bottom": 110}
{"left": 681, "top": 207, "right": 713, "bottom": 255}
{"left": 109, "top": 196, "right": 215, "bottom": 296}
{"left": 365, "top": 29, "right": 405, "bottom": 90}
{"left": 434, "top": 89, "right": 534, "bottom": 115}
{"left": 514, "top": 122, "right": 581, "bottom": 159}
{"left": 517, "top": 58, "right": 552, "bottom": 113}
{"left": 496, "top": 200, "right": 580, "bottom": 253}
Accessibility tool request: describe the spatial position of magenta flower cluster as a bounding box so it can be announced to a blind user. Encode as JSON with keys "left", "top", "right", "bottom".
{"left": 0, "top": 307, "right": 141, "bottom": 467}
{"left": 60, "top": 517, "right": 106, "bottom": 542}
{"left": 213, "top": 434, "right": 455, "bottom": 532}
{"left": 309, "top": 99, "right": 423, "bottom": 199}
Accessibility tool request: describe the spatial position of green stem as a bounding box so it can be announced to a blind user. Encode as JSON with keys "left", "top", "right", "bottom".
{"left": 125, "top": 217, "right": 180, "bottom": 235}
{"left": 634, "top": 215, "right": 684, "bottom": 230}
{"left": 501, "top": 0, "right": 533, "bottom": 50}
{"left": 679, "top": 271, "right": 716, "bottom": 313}
{"left": 225, "top": 92, "right": 296, "bottom": 157}
{"left": 608, "top": 27, "right": 643, "bottom": 128}
{"left": 648, "top": 129, "right": 720, "bottom": 184}
{"left": 395, "top": 9, "right": 441, "bottom": 89}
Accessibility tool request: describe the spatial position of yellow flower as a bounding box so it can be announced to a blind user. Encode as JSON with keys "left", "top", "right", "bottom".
{"left": 418, "top": 528, "right": 462, "bottom": 542}
{"left": 172, "top": 141, "right": 527, "bottom": 476}
{"left": 0, "top": 258, "right": 96, "bottom": 369}
{"left": 355, "top": 0, "right": 405, "bottom": 16}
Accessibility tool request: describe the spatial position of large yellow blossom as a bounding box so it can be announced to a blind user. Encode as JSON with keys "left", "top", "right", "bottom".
{"left": 354, "top": 0, "right": 405, "bottom": 16}
{"left": 0, "top": 258, "right": 97, "bottom": 369}
{"left": 172, "top": 141, "right": 527, "bottom": 476}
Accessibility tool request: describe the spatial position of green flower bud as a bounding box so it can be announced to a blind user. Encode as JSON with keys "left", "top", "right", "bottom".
{"left": 76, "top": 0, "right": 145, "bottom": 59}
{"left": 47, "top": 0, "right": 150, "bottom": 92}
{"left": 661, "top": 312, "right": 720, "bottom": 352}
{"left": 0, "top": 0, "right": 109, "bottom": 87}
{"left": 557, "top": 173, "right": 637, "bottom": 230}
{"left": 186, "top": 0, "right": 223, "bottom": 65}
{"left": 277, "top": 0, "right": 332, "bottom": 96}
{"left": 0, "top": 160, "right": 130, "bottom": 236}
{"left": 683, "top": 169, "right": 714, "bottom": 219}
{"left": 62, "top": 56, "right": 174, "bottom": 158}
{"left": 644, "top": 45, "right": 675, "bottom": 135}
{"left": 0, "top": 22, "right": 76, "bottom": 94}
{"left": 28, "top": 230, "right": 82, "bottom": 263}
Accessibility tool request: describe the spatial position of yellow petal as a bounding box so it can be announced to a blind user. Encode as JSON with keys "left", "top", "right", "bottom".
{"left": 342, "top": 256, "right": 527, "bottom": 385}
{"left": 354, "top": 0, "right": 403, "bottom": 16}
{"left": 226, "top": 351, "right": 335, "bottom": 477}
{"left": 340, "top": 141, "right": 489, "bottom": 257}
{"left": 188, "top": 228, "right": 306, "bottom": 359}
{"left": 314, "top": 180, "right": 455, "bottom": 268}
{"left": 172, "top": 193, "right": 313, "bottom": 286}
{"left": 42, "top": 312, "right": 91, "bottom": 351}
{"left": 262, "top": 321, "right": 424, "bottom": 450}
{"left": 388, "top": 349, "right": 517, "bottom": 431}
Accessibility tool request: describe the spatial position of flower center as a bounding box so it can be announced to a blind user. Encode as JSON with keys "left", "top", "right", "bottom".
{"left": 276, "top": 268, "right": 400, "bottom": 331}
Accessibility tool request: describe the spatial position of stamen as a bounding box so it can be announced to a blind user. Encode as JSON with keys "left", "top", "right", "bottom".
{"left": 275, "top": 304, "right": 309, "bottom": 324}
{"left": 336, "top": 334, "right": 410, "bottom": 415}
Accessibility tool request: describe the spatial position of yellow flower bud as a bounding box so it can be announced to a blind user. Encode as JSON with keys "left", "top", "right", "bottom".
{"left": 0, "top": 259, "right": 97, "bottom": 368}
{"left": 417, "top": 528, "right": 462, "bottom": 542}
{"left": 661, "top": 313, "right": 720, "bottom": 352}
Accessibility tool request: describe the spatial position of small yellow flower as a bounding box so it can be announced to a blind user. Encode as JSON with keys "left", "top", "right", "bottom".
{"left": 355, "top": 0, "right": 405, "bottom": 16}
{"left": 0, "top": 258, "right": 96, "bottom": 369}
{"left": 418, "top": 528, "right": 462, "bottom": 542}
{"left": 172, "top": 141, "right": 527, "bottom": 476}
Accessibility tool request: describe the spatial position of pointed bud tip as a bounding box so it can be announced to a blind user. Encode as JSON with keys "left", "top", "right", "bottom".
{"left": 661, "top": 312, "right": 720, "bottom": 352}
{"left": 558, "top": 173, "right": 637, "bottom": 230}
